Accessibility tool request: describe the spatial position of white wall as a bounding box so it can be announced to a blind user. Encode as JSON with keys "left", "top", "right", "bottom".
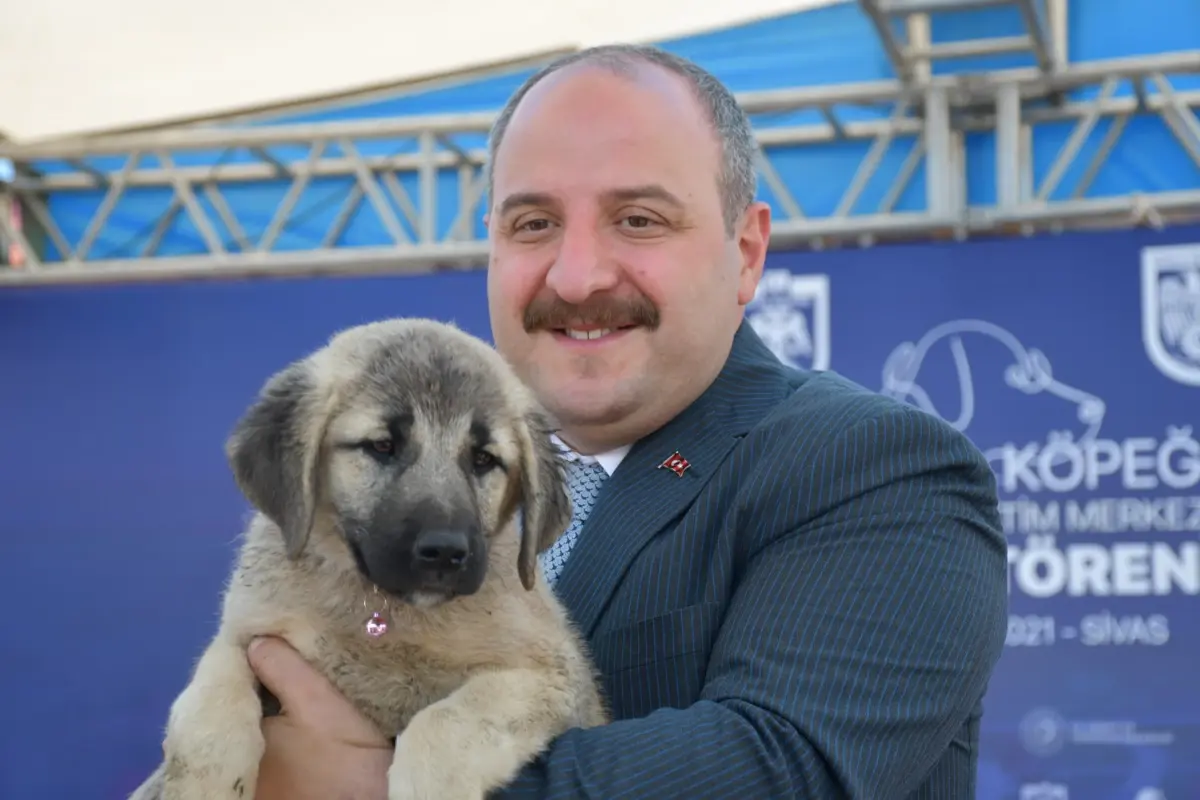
{"left": 0, "top": 0, "right": 837, "bottom": 142}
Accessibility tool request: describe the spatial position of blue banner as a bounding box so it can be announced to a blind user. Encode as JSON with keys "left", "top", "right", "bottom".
{"left": 2, "top": 223, "right": 1198, "bottom": 799}
{"left": 752, "top": 230, "right": 1200, "bottom": 800}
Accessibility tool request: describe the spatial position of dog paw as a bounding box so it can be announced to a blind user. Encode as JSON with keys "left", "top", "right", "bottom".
{"left": 158, "top": 709, "right": 264, "bottom": 800}
{"left": 159, "top": 765, "right": 257, "bottom": 800}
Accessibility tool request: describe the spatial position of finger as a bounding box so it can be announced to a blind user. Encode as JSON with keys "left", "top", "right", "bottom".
{"left": 247, "top": 637, "right": 386, "bottom": 742}
{"left": 257, "top": 717, "right": 394, "bottom": 799}
{"left": 247, "top": 637, "right": 329, "bottom": 716}
{"left": 262, "top": 714, "right": 390, "bottom": 754}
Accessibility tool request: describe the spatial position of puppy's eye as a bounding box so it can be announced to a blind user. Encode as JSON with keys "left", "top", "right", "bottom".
{"left": 367, "top": 438, "right": 395, "bottom": 457}
{"left": 471, "top": 449, "right": 499, "bottom": 475}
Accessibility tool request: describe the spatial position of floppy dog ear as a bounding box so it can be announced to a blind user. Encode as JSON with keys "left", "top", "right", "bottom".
{"left": 225, "top": 360, "right": 329, "bottom": 559}
{"left": 515, "top": 408, "right": 573, "bottom": 591}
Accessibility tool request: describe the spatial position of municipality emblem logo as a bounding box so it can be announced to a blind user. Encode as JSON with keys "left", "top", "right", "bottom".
{"left": 1142, "top": 243, "right": 1200, "bottom": 386}
{"left": 747, "top": 269, "right": 830, "bottom": 371}
{"left": 1018, "top": 707, "right": 1068, "bottom": 757}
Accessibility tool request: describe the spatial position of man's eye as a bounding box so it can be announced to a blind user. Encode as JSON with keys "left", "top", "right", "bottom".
{"left": 620, "top": 215, "right": 662, "bottom": 231}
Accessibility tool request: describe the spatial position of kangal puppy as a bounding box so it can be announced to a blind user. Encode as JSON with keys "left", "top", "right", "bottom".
{"left": 128, "top": 317, "right": 608, "bottom": 800}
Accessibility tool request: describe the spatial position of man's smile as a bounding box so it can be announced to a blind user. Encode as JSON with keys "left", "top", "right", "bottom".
{"left": 548, "top": 325, "right": 639, "bottom": 347}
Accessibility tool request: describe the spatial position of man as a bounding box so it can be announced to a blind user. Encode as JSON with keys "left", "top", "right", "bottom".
{"left": 247, "top": 44, "right": 1009, "bottom": 797}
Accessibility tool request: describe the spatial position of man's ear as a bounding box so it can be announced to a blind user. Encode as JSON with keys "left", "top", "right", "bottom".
{"left": 225, "top": 359, "right": 330, "bottom": 559}
{"left": 514, "top": 407, "right": 573, "bottom": 591}
{"left": 736, "top": 200, "right": 772, "bottom": 307}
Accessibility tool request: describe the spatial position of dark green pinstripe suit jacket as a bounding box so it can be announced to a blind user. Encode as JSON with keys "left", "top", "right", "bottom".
{"left": 497, "top": 319, "right": 1009, "bottom": 798}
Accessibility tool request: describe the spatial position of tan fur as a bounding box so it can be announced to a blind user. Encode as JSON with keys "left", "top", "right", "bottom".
{"left": 128, "top": 318, "right": 608, "bottom": 800}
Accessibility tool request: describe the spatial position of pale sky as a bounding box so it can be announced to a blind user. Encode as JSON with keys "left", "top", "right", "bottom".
{"left": 0, "top": 0, "right": 837, "bottom": 142}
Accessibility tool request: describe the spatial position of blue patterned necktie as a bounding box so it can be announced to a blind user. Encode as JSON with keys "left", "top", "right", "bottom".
{"left": 540, "top": 458, "right": 609, "bottom": 587}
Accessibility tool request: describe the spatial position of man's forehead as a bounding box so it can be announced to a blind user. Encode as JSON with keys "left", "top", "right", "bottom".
{"left": 532, "top": 57, "right": 693, "bottom": 102}
{"left": 489, "top": 60, "right": 720, "bottom": 215}
{"left": 503, "top": 59, "right": 706, "bottom": 144}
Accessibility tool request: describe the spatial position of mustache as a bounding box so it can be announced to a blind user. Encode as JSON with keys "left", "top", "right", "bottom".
{"left": 522, "top": 295, "right": 661, "bottom": 332}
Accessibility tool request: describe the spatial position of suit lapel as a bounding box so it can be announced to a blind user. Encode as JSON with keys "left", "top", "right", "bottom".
{"left": 555, "top": 322, "right": 796, "bottom": 637}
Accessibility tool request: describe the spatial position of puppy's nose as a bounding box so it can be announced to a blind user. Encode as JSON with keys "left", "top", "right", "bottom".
{"left": 412, "top": 529, "right": 470, "bottom": 572}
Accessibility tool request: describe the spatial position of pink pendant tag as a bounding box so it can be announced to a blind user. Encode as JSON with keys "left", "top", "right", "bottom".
{"left": 365, "top": 611, "right": 389, "bottom": 637}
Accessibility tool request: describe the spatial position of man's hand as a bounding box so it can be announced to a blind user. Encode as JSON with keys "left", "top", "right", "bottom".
{"left": 247, "top": 636, "right": 393, "bottom": 800}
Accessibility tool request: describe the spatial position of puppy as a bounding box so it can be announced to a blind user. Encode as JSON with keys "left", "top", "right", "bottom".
{"left": 129, "top": 317, "right": 608, "bottom": 800}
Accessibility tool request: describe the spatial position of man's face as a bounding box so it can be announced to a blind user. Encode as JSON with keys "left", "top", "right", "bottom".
{"left": 485, "top": 61, "right": 770, "bottom": 453}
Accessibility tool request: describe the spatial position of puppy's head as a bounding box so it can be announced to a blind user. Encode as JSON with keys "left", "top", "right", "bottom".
{"left": 225, "top": 318, "right": 573, "bottom": 606}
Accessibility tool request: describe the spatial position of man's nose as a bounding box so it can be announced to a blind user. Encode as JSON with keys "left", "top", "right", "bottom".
{"left": 543, "top": 226, "right": 619, "bottom": 304}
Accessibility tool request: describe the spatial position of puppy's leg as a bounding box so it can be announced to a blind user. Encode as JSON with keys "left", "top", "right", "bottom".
{"left": 158, "top": 638, "right": 264, "bottom": 800}
{"left": 127, "top": 763, "right": 166, "bottom": 800}
{"left": 387, "top": 668, "right": 581, "bottom": 800}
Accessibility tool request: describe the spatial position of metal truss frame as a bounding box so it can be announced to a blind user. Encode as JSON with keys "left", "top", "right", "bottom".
{"left": 1, "top": 49, "right": 1199, "bottom": 286}
{"left": 859, "top": 0, "right": 1069, "bottom": 82}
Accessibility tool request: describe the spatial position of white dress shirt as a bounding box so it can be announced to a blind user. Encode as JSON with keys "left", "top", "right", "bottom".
{"left": 550, "top": 433, "right": 631, "bottom": 477}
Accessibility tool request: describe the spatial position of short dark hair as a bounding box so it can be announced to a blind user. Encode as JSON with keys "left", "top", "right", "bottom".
{"left": 486, "top": 44, "right": 759, "bottom": 235}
